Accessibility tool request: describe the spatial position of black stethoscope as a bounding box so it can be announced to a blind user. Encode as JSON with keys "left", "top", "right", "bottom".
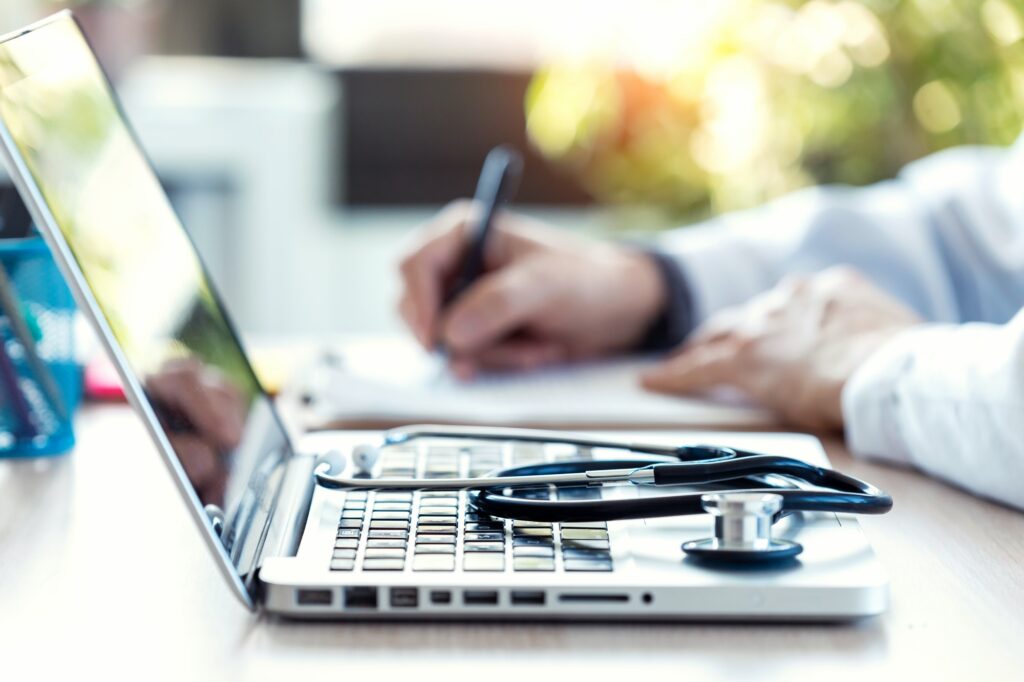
{"left": 314, "top": 425, "right": 893, "bottom": 565}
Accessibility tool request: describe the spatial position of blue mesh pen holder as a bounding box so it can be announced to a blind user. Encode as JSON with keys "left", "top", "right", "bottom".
{"left": 0, "top": 236, "right": 81, "bottom": 457}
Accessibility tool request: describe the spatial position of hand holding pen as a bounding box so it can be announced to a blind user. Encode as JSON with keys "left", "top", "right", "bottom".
{"left": 397, "top": 146, "right": 669, "bottom": 379}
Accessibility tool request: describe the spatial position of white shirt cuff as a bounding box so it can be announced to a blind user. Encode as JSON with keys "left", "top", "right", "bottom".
{"left": 840, "top": 326, "right": 948, "bottom": 466}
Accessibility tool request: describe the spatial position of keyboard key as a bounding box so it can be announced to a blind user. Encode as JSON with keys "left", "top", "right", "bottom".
{"left": 334, "top": 538, "right": 359, "bottom": 550}
{"left": 465, "top": 522, "right": 505, "bottom": 532}
{"left": 416, "top": 525, "right": 457, "bottom": 534}
{"left": 373, "top": 502, "right": 412, "bottom": 511}
{"left": 464, "top": 513, "right": 498, "bottom": 523}
{"left": 466, "top": 443, "right": 503, "bottom": 455}
{"left": 560, "top": 529, "right": 609, "bottom": 541}
{"left": 416, "top": 534, "right": 456, "bottom": 544}
{"left": 415, "top": 544, "right": 456, "bottom": 554}
{"left": 516, "top": 536, "right": 557, "bottom": 548}
{"left": 382, "top": 457, "right": 413, "bottom": 464}
{"left": 464, "top": 532, "right": 504, "bottom": 542}
{"left": 513, "top": 557, "right": 555, "bottom": 572}
{"left": 511, "top": 443, "right": 545, "bottom": 464}
{"left": 427, "top": 444, "right": 461, "bottom": 453}
{"left": 368, "top": 529, "right": 408, "bottom": 539}
{"left": 381, "top": 445, "right": 417, "bottom": 456}
{"left": 561, "top": 548, "right": 611, "bottom": 560}
{"left": 463, "top": 553, "right": 505, "bottom": 571}
{"left": 336, "top": 528, "right": 361, "bottom": 538}
{"left": 418, "top": 516, "right": 457, "bottom": 525}
{"left": 338, "top": 519, "right": 363, "bottom": 529}
{"left": 362, "top": 559, "right": 405, "bottom": 571}
{"left": 561, "top": 539, "right": 610, "bottom": 551}
{"left": 413, "top": 554, "right": 456, "bottom": 571}
{"left": 382, "top": 449, "right": 417, "bottom": 459}
{"left": 342, "top": 502, "right": 367, "bottom": 510}
{"left": 345, "top": 492, "right": 368, "bottom": 500}
{"left": 419, "top": 501, "right": 460, "bottom": 512}
{"left": 513, "top": 527, "right": 553, "bottom": 537}
{"left": 421, "top": 491, "right": 458, "bottom": 499}
{"left": 516, "top": 489, "right": 551, "bottom": 500}
{"left": 463, "top": 542, "right": 504, "bottom": 552}
{"left": 371, "top": 511, "right": 411, "bottom": 520}
{"left": 366, "top": 539, "right": 407, "bottom": 549}
{"left": 559, "top": 521, "right": 607, "bottom": 529}
{"left": 551, "top": 444, "right": 584, "bottom": 460}
{"left": 330, "top": 559, "right": 355, "bottom": 571}
{"left": 333, "top": 548, "right": 357, "bottom": 559}
{"left": 557, "top": 486, "right": 602, "bottom": 500}
{"left": 513, "top": 546, "right": 555, "bottom": 557}
{"left": 369, "top": 520, "right": 410, "bottom": 529}
{"left": 564, "top": 559, "right": 614, "bottom": 572}
{"left": 469, "top": 455, "right": 502, "bottom": 463}
{"left": 513, "top": 520, "right": 550, "bottom": 528}
{"left": 340, "top": 510, "right": 364, "bottom": 519}
{"left": 365, "top": 547, "right": 406, "bottom": 559}
{"left": 376, "top": 493, "right": 413, "bottom": 501}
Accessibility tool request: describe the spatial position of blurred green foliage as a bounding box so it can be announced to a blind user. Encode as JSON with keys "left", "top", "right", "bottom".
{"left": 525, "top": 0, "right": 1024, "bottom": 220}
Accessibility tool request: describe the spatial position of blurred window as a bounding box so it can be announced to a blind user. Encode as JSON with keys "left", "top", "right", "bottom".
{"left": 302, "top": 1, "right": 729, "bottom": 70}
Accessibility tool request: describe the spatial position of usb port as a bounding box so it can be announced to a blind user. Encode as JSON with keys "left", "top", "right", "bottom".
{"left": 344, "top": 586, "right": 379, "bottom": 609}
{"left": 430, "top": 590, "right": 452, "bottom": 605}
{"left": 510, "top": 591, "right": 546, "bottom": 606}
{"left": 463, "top": 590, "right": 499, "bottom": 606}
{"left": 296, "top": 589, "right": 333, "bottom": 606}
{"left": 390, "top": 588, "right": 419, "bottom": 608}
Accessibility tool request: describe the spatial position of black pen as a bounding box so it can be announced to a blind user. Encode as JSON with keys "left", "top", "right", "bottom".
{"left": 444, "top": 145, "right": 523, "bottom": 306}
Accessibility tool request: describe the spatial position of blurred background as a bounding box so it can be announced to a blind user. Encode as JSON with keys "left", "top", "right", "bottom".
{"left": 1, "top": 0, "right": 1023, "bottom": 339}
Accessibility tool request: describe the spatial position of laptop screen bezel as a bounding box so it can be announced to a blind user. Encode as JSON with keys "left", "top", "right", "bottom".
{"left": 0, "top": 11, "right": 299, "bottom": 610}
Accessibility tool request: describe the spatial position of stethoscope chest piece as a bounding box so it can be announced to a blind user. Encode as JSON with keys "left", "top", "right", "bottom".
{"left": 682, "top": 492, "right": 803, "bottom": 564}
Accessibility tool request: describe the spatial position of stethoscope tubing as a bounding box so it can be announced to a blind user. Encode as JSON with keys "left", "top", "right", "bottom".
{"left": 314, "top": 427, "right": 894, "bottom": 524}
{"left": 467, "top": 458, "right": 892, "bottom": 523}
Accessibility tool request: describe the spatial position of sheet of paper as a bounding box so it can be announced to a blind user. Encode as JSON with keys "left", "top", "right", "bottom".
{"left": 300, "top": 336, "right": 775, "bottom": 428}
{"left": 299, "top": 333, "right": 770, "bottom": 425}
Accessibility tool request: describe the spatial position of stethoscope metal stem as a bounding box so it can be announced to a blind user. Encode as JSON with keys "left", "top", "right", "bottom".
{"left": 384, "top": 424, "right": 685, "bottom": 458}
{"left": 315, "top": 466, "right": 652, "bottom": 491}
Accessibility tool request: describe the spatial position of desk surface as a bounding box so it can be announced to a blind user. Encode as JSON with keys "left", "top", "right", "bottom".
{"left": 1, "top": 404, "right": 1022, "bottom": 680}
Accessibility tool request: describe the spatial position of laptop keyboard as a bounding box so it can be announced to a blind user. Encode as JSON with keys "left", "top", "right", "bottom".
{"left": 329, "top": 442, "right": 614, "bottom": 573}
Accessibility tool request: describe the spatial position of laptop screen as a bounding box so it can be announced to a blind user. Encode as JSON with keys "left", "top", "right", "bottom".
{"left": 0, "top": 14, "right": 293, "bottom": 590}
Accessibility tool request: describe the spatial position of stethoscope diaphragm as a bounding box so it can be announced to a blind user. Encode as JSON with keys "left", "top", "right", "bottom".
{"left": 681, "top": 492, "right": 803, "bottom": 564}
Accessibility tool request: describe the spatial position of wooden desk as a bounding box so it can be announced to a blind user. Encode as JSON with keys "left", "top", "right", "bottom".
{"left": 1, "top": 404, "right": 1022, "bottom": 680}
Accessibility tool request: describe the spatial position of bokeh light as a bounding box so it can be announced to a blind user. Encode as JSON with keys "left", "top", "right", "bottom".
{"left": 525, "top": 0, "right": 1024, "bottom": 220}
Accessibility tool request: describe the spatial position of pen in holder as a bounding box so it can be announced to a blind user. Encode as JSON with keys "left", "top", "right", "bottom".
{"left": 0, "top": 236, "right": 81, "bottom": 457}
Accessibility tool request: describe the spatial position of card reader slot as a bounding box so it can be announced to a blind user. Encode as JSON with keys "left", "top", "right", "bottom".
{"left": 557, "top": 593, "right": 630, "bottom": 603}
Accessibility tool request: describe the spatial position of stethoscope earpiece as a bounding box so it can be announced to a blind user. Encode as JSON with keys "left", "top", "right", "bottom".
{"left": 682, "top": 492, "right": 803, "bottom": 564}
{"left": 351, "top": 443, "right": 381, "bottom": 475}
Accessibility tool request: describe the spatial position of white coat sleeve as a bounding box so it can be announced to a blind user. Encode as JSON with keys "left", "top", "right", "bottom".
{"left": 653, "top": 138, "right": 1024, "bottom": 331}
{"left": 842, "top": 309, "right": 1024, "bottom": 510}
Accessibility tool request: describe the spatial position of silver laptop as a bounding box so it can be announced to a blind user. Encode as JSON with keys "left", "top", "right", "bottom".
{"left": 0, "top": 12, "right": 887, "bottom": 621}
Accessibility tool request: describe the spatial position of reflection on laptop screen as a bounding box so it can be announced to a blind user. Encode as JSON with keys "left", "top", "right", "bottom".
{"left": 0, "top": 15, "right": 291, "bottom": 576}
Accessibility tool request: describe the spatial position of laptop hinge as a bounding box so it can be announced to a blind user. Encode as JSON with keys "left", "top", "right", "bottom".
{"left": 257, "top": 453, "right": 317, "bottom": 569}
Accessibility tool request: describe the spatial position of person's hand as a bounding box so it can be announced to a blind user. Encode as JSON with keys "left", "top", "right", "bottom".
{"left": 398, "top": 200, "right": 667, "bottom": 378}
{"left": 641, "top": 266, "right": 923, "bottom": 430}
{"left": 146, "top": 358, "right": 246, "bottom": 505}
